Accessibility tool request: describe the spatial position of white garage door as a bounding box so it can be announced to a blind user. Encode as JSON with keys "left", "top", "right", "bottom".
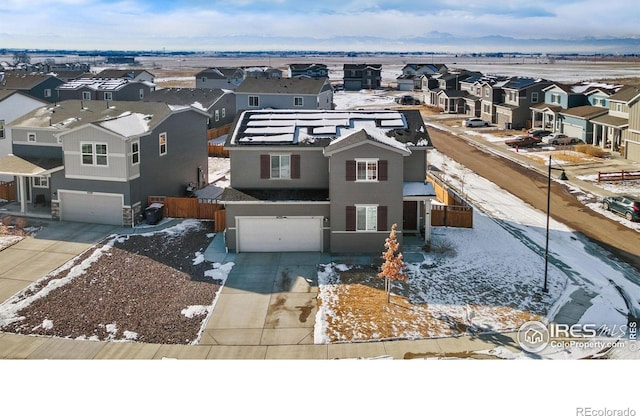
{"left": 237, "top": 217, "right": 322, "bottom": 252}
{"left": 563, "top": 124, "right": 583, "bottom": 140}
{"left": 60, "top": 191, "right": 123, "bottom": 226}
{"left": 626, "top": 141, "right": 640, "bottom": 162}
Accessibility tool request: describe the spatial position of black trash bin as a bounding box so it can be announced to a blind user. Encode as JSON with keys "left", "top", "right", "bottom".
{"left": 144, "top": 203, "right": 164, "bottom": 225}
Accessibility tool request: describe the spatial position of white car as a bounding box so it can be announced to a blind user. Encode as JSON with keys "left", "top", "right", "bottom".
{"left": 540, "top": 133, "right": 580, "bottom": 145}
{"left": 462, "top": 118, "right": 489, "bottom": 127}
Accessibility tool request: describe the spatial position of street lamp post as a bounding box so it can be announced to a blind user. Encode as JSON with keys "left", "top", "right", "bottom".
{"left": 543, "top": 155, "right": 568, "bottom": 293}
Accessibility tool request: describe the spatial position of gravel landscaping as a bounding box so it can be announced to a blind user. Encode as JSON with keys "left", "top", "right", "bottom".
{"left": 0, "top": 220, "right": 230, "bottom": 345}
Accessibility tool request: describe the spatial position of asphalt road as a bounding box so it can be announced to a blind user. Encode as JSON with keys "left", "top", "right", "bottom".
{"left": 427, "top": 126, "right": 640, "bottom": 273}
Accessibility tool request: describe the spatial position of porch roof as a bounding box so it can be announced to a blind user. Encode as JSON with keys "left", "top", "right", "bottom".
{"left": 530, "top": 103, "right": 562, "bottom": 113}
{"left": 590, "top": 114, "right": 629, "bottom": 128}
{"left": 403, "top": 182, "right": 436, "bottom": 198}
{"left": 0, "top": 154, "right": 63, "bottom": 177}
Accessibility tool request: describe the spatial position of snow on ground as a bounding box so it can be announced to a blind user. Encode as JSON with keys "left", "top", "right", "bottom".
{"left": 0, "top": 235, "right": 23, "bottom": 251}
{"left": 333, "top": 90, "right": 401, "bottom": 110}
{"left": 577, "top": 174, "right": 640, "bottom": 197}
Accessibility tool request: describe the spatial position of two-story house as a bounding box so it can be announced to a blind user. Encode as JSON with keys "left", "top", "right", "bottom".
{"left": 57, "top": 78, "right": 156, "bottom": 101}
{"left": 396, "top": 74, "right": 425, "bottom": 92}
{"left": 343, "top": 64, "right": 382, "bottom": 90}
{"left": 493, "top": 77, "right": 552, "bottom": 129}
{"left": 92, "top": 69, "right": 156, "bottom": 84}
{"left": 244, "top": 67, "right": 283, "bottom": 79}
{"left": 145, "top": 88, "right": 236, "bottom": 131}
{"left": 219, "top": 109, "right": 434, "bottom": 253}
{"left": 530, "top": 83, "right": 588, "bottom": 132}
{"left": 401, "top": 63, "right": 448, "bottom": 77}
{"left": 288, "top": 64, "right": 329, "bottom": 79}
{"left": 621, "top": 87, "right": 640, "bottom": 161}
{"left": 0, "top": 72, "right": 64, "bottom": 103}
{"left": 0, "top": 90, "right": 47, "bottom": 181}
{"left": 195, "top": 67, "right": 245, "bottom": 90}
{"left": 235, "top": 77, "right": 333, "bottom": 112}
{"left": 590, "top": 85, "right": 635, "bottom": 152}
{"left": 0, "top": 100, "right": 209, "bottom": 225}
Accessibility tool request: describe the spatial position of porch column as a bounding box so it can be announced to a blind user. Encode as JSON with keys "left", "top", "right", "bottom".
{"left": 424, "top": 199, "right": 432, "bottom": 245}
{"left": 18, "top": 175, "right": 27, "bottom": 213}
{"left": 601, "top": 125, "right": 606, "bottom": 149}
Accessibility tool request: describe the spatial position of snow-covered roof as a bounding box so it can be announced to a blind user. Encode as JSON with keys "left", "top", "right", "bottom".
{"left": 98, "top": 112, "right": 153, "bottom": 137}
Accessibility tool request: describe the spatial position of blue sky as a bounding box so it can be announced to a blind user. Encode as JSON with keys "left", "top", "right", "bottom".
{"left": 0, "top": 0, "right": 638, "bottom": 52}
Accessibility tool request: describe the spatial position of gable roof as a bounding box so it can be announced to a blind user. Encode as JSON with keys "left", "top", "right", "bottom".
{"left": 609, "top": 85, "right": 640, "bottom": 103}
{"left": 195, "top": 67, "right": 244, "bottom": 79}
{"left": 559, "top": 105, "right": 609, "bottom": 119}
{"left": 93, "top": 69, "right": 154, "bottom": 79}
{"left": 288, "top": 63, "right": 328, "bottom": 71}
{"left": 323, "top": 128, "right": 411, "bottom": 156}
{"left": 57, "top": 77, "right": 154, "bottom": 92}
{"left": 500, "top": 77, "right": 550, "bottom": 90}
{"left": 0, "top": 73, "right": 62, "bottom": 90}
{"left": 144, "top": 88, "right": 230, "bottom": 110}
{"left": 236, "top": 77, "right": 330, "bottom": 95}
{"left": 0, "top": 89, "right": 48, "bottom": 105}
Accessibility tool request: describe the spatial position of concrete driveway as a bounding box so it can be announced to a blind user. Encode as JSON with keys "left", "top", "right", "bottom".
{"left": 201, "top": 251, "right": 331, "bottom": 347}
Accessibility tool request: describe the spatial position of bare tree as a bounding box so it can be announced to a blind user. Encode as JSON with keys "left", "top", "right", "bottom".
{"left": 378, "top": 223, "right": 407, "bottom": 303}
{"left": 12, "top": 52, "right": 31, "bottom": 65}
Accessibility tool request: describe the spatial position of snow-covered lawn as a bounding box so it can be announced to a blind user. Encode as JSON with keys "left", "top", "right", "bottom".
{"left": 333, "top": 90, "right": 402, "bottom": 110}
{"left": 577, "top": 173, "right": 640, "bottom": 196}
{"left": 0, "top": 235, "right": 23, "bottom": 251}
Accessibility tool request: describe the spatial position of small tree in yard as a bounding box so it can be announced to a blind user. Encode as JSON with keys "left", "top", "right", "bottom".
{"left": 378, "top": 223, "right": 407, "bottom": 303}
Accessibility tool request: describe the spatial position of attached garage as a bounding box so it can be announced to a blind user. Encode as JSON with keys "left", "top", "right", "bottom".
{"left": 562, "top": 123, "right": 583, "bottom": 141}
{"left": 236, "top": 216, "right": 323, "bottom": 252}
{"left": 626, "top": 141, "right": 640, "bottom": 162}
{"left": 59, "top": 190, "right": 123, "bottom": 225}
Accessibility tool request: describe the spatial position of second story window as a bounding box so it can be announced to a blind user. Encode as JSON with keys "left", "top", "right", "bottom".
{"left": 551, "top": 93, "right": 560, "bottom": 104}
{"left": 104, "top": 92, "right": 113, "bottom": 100}
{"left": 616, "top": 103, "right": 623, "bottom": 112}
{"left": 270, "top": 154, "right": 290, "bottom": 179}
{"left": 215, "top": 109, "right": 220, "bottom": 122}
{"left": 294, "top": 96, "right": 303, "bottom": 107}
{"left": 222, "top": 108, "right": 226, "bottom": 118}
{"left": 485, "top": 88, "right": 490, "bottom": 97}
{"left": 356, "top": 159, "right": 378, "bottom": 182}
{"left": 44, "top": 89, "right": 51, "bottom": 98}
{"left": 82, "top": 91, "right": 91, "bottom": 100}
{"left": 159, "top": 132, "right": 167, "bottom": 156}
{"left": 0, "top": 120, "right": 4, "bottom": 139}
{"left": 131, "top": 141, "right": 140, "bottom": 165}
{"left": 531, "top": 92, "right": 539, "bottom": 103}
{"left": 81, "top": 143, "right": 108, "bottom": 166}
{"left": 249, "top": 96, "right": 260, "bottom": 107}
{"left": 28, "top": 132, "right": 37, "bottom": 142}
{"left": 201, "top": 77, "right": 207, "bottom": 83}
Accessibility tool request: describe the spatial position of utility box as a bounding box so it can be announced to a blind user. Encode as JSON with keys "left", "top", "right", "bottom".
{"left": 144, "top": 203, "right": 164, "bottom": 225}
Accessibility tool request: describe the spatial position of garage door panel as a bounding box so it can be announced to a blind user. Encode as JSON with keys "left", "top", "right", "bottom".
{"left": 237, "top": 217, "right": 322, "bottom": 252}
{"left": 627, "top": 141, "right": 640, "bottom": 162}
{"left": 60, "top": 191, "right": 123, "bottom": 226}
{"left": 563, "top": 124, "right": 582, "bottom": 140}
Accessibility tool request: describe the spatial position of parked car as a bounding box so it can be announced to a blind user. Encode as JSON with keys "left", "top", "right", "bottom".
{"left": 528, "top": 129, "right": 552, "bottom": 139}
{"left": 462, "top": 118, "right": 489, "bottom": 127}
{"left": 504, "top": 135, "right": 541, "bottom": 148}
{"left": 541, "top": 133, "right": 580, "bottom": 145}
{"left": 602, "top": 196, "right": 640, "bottom": 222}
{"left": 395, "top": 95, "right": 420, "bottom": 105}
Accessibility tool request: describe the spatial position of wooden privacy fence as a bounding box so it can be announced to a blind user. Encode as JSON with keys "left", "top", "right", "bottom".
{"left": 207, "top": 124, "right": 232, "bottom": 141}
{"left": 431, "top": 205, "right": 473, "bottom": 228}
{"left": 0, "top": 181, "right": 16, "bottom": 201}
{"left": 597, "top": 170, "right": 640, "bottom": 183}
{"left": 148, "top": 196, "right": 226, "bottom": 232}
{"left": 208, "top": 144, "right": 229, "bottom": 157}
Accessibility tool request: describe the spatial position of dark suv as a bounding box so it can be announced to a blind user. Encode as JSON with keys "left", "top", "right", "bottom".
{"left": 602, "top": 196, "right": 640, "bottom": 222}
{"left": 528, "top": 129, "right": 552, "bottom": 139}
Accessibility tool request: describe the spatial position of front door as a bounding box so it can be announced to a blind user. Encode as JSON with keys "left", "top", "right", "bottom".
{"left": 403, "top": 201, "right": 418, "bottom": 231}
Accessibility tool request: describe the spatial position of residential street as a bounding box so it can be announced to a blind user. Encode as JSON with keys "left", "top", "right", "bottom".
{"left": 426, "top": 124, "right": 640, "bottom": 274}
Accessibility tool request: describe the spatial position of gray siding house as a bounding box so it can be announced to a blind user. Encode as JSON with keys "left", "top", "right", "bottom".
{"left": 57, "top": 78, "right": 156, "bottom": 101}
{"left": 343, "top": 64, "right": 382, "bottom": 90}
{"left": 220, "top": 109, "right": 434, "bottom": 254}
{"left": 0, "top": 72, "right": 64, "bottom": 103}
{"left": 1, "top": 100, "right": 209, "bottom": 226}
{"left": 288, "top": 64, "right": 329, "bottom": 78}
{"left": 92, "top": 69, "right": 156, "bottom": 83}
{"left": 235, "top": 77, "right": 333, "bottom": 111}
{"left": 195, "top": 67, "right": 245, "bottom": 90}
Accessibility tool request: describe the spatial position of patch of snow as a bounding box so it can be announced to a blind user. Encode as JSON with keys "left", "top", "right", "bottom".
{"left": 192, "top": 251, "right": 205, "bottom": 265}
{"left": 181, "top": 305, "right": 209, "bottom": 318}
{"left": 41, "top": 319, "right": 53, "bottom": 330}
{"left": 123, "top": 331, "right": 138, "bottom": 340}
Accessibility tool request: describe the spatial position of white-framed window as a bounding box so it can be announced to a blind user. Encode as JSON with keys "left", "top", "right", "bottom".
{"left": 201, "top": 77, "right": 207, "bottom": 83}
{"left": 215, "top": 109, "right": 220, "bottom": 122}
{"left": 270, "top": 154, "right": 290, "bottom": 179}
{"left": 81, "top": 143, "right": 108, "bottom": 166}
{"left": 0, "top": 120, "right": 4, "bottom": 140}
{"left": 249, "top": 96, "right": 260, "bottom": 107}
{"left": 294, "top": 96, "right": 303, "bottom": 107}
{"left": 131, "top": 141, "right": 140, "bottom": 165}
{"left": 159, "top": 132, "right": 167, "bottom": 156}
{"left": 44, "top": 89, "right": 51, "bottom": 98}
{"left": 356, "top": 159, "right": 378, "bottom": 182}
{"left": 139, "top": 89, "right": 144, "bottom": 99}
{"left": 551, "top": 93, "right": 560, "bottom": 104}
{"left": 356, "top": 205, "right": 378, "bottom": 232}
{"left": 485, "top": 88, "right": 490, "bottom": 97}
{"left": 104, "top": 92, "right": 113, "bottom": 100}
{"left": 27, "top": 132, "right": 36, "bottom": 142}
{"left": 222, "top": 108, "right": 226, "bottom": 118}
{"left": 32, "top": 176, "right": 48, "bottom": 188}
{"left": 82, "top": 91, "right": 91, "bottom": 100}
{"left": 616, "top": 103, "right": 623, "bottom": 112}
{"left": 531, "top": 92, "right": 539, "bottom": 103}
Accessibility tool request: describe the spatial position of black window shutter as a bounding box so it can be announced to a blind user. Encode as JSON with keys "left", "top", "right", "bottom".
{"left": 377, "top": 206, "right": 388, "bottom": 231}
{"left": 260, "top": 154, "right": 270, "bottom": 179}
{"left": 291, "top": 154, "right": 300, "bottom": 179}
{"left": 346, "top": 206, "right": 356, "bottom": 231}
{"left": 378, "top": 160, "right": 388, "bottom": 181}
{"left": 346, "top": 160, "right": 356, "bottom": 181}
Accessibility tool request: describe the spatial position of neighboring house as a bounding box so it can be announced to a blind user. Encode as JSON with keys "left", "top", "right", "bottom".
{"left": 591, "top": 85, "right": 636, "bottom": 152}
{"left": 235, "top": 77, "right": 333, "bottom": 111}
{"left": 0, "top": 90, "right": 48, "bottom": 181}
{"left": 436, "top": 89, "right": 468, "bottom": 113}
{"left": 288, "top": 63, "right": 329, "bottom": 78}
{"left": 92, "top": 69, "right": 156, "bottom": 83}
{"left": 557, "top": 105, "right": 608, "bottom": 144}
{"left": 343, "top": 64, "right": 382, "bottom": 90}
{"left": 401, "top": 63, "right": 448, "bottom": 77}
{"left": 493, "top": 77, "right": 552, "bottom": 129}
{"left": 244, "top": 67, "right": 283, "bottom": 79}
{"left": 480, "top": 79, "right": 506, "bottom": 124}
{"left": 459, "top": 75, "right": 502, "bottom": 117}
{"left": 0, "top": 72, "right": 64, "bottom": 103}
{"left": 0, "top": 100, "right": 209, "bottom": 226}
{"left": 57, "top": 78, "right": 156, "bottom": 101}
{"left": 621, "top": 87, "right": 640, "bottom": 161}
{"left": 195, "top": 67, "right": 245, "bottom": 90}
{"left": 220, "top": 109, "right": 434, "bottom": 254}
{"left": 145, "top": 88, "right": 236, "bottom": 130}
{"left": 396, "top": 74, "right": 425, "bottom": 91}
{"left": 423, "top": 71, "right": 477, "bottom": 107}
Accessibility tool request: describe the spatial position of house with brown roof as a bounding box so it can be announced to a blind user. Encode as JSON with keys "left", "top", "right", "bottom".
{"left": 0, "top": 73, "right": 64, "bottom": 103}
{"left": 235, "top": 77, "right": 333, "bottom": 111}
{"left": 92, "top": 69, "right": 155, "bottom": 83}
